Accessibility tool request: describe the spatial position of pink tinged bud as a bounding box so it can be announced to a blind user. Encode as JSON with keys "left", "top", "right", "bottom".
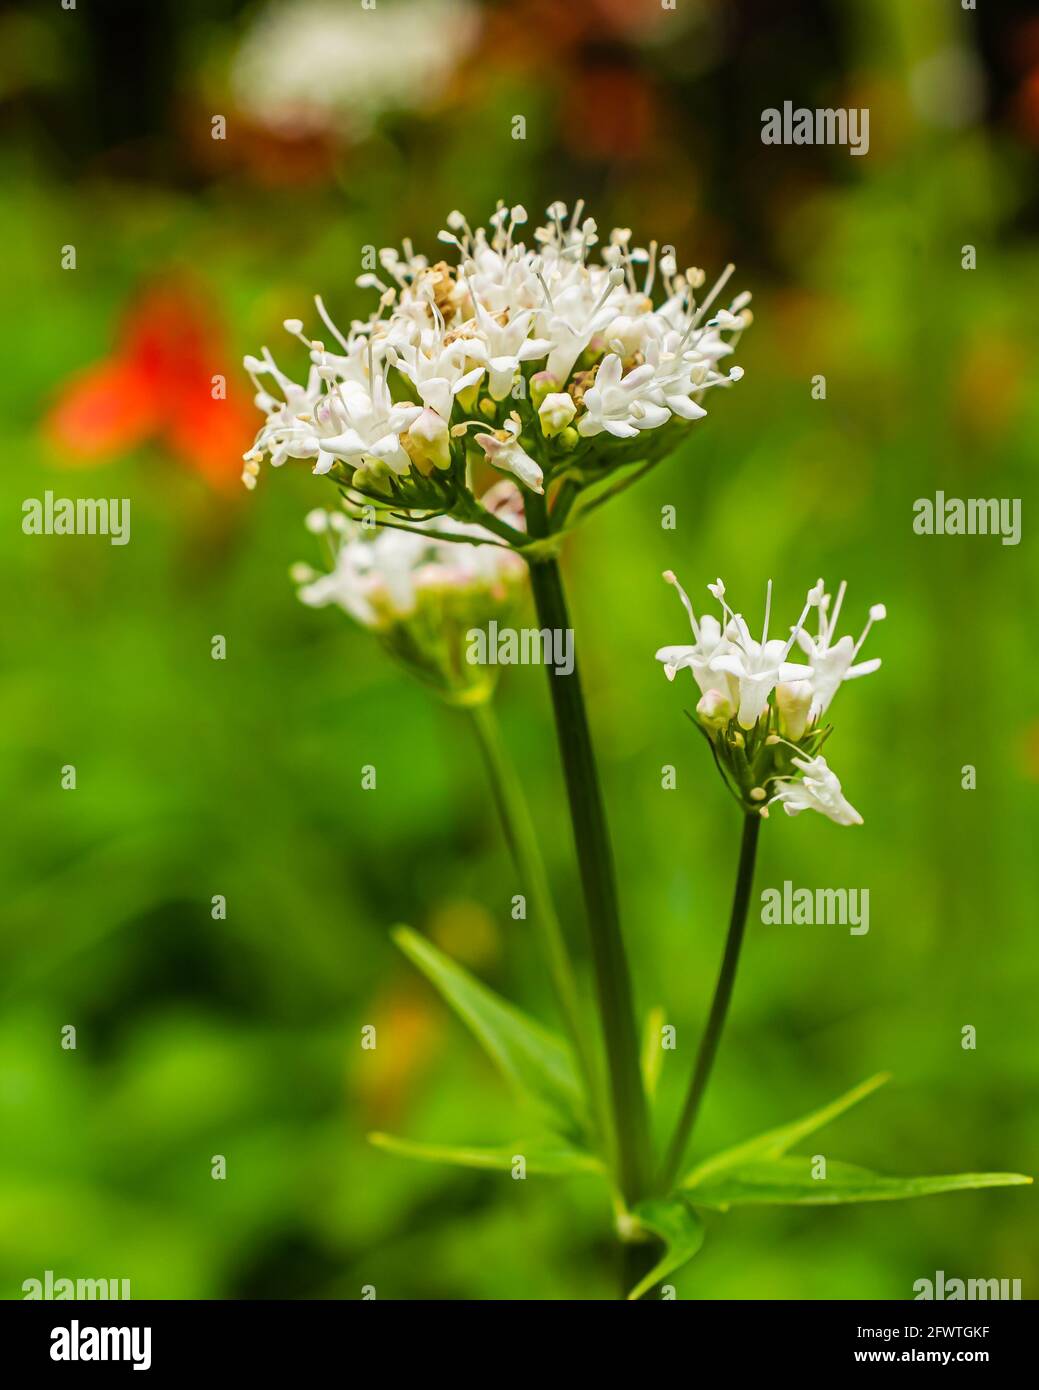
{"left": 696, "top": 687, "right": 734, "bottom": 730}
{"left": 530, "top": 371, "right": 561, "bottom": 408}
{"left": 538, "top": 392, "right": 576, "bottom": 437}
{"left": 775, "top": 680, "right": 812, "bottom": 740}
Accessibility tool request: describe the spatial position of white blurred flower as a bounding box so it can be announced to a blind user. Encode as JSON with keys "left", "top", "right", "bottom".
{"left": 231, "top": 0, "right": 480, "bottom": 140}
{"left": 297, "top": 483, "right": 525, "bottom": 630}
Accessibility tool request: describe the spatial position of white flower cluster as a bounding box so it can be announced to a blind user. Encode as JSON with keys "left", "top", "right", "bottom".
{"left": 242, "top": 201, "right": 749, "bottom": 505}
{"left": 656, "top": 574, "right": 886, "bottom": 826}
{"left": 293, "top": 481, "right": 525, "bottom": 629}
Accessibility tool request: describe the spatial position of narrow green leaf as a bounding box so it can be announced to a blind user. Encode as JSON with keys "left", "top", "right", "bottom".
{"left": 392, "top": 926, "right": 587, "bottom": 1137}
{"left": 369, "top": 1131, "right": 604, "bottom": 1176}
{"left": 682, "top": 1072, "right": 891, "bottom": 1189}
{"left": 687, "top": 1156, "right": 1033, "bottom": 1209}
{"left": 626, "top": 1197, "right": 706, "bottom": 1301}
{"left": 641, "top": 1005, "right": 666, "bottom": 1100}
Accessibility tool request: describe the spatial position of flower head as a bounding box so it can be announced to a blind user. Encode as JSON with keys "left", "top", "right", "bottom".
{"left": 242, "top": 201, "right": 749, "bottom": 543}
{"left": 657, "top": 571, "right": 885, "bottom": 825}
{"left": 294, "top": 481, "right": 526, "bottom": 703}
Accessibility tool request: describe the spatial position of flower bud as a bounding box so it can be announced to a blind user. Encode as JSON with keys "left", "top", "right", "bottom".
{"left": 529, "top": 372, "right": 560, "bottom": 408}
{"left": 696, "top": 687, "right": 734, "bottom": 730}
{"left": 401, "top": 408, "right": 451, "bottom": 474}
{"left": 775, "top": 680, "right": 812, "bottom": 741}
{"left": 538, "top": 391, "right": 577, "bottom": 437}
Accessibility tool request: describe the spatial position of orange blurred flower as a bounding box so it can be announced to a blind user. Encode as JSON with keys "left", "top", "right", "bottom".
{"left": 44, "top": 279, "right": 254, "bottom": 491}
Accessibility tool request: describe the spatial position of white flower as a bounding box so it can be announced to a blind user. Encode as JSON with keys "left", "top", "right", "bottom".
{"left": 466, "top": 306, "right": 553, "bottom": 401}
{"left": 705, "top": 578, "right": 822, "bottom": 729}
{"left": 794, "top": 581, "right": 886, "bottom": 720}
{"left": 389, "top": 338, "right": 484, "bottom": 422}
{"left": 474, "top": 418, "right": 544, "bottom": 494}
{"left": 312, "top": 370, "right": 423, "bottom": 478}
{"left": 577, "top": 353, "right": 672, "bottom": 439}
{"left": 655, "top": 570, "right": 736, "bottom": 702}
{"left": 769, "top": 754, "right": 863, "bottom": 827}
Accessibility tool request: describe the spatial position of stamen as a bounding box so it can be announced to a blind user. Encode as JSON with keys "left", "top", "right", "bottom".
{"left": 853, "top": 603, "right": 887, "bottom": 659}
{"left": 314, "top": 295, "right": 352, "bottom": 355}
{"left": 761, "top": 578, "right": 772, "bottom": 645}
{"left": 679, "top": 263, "right": 736, "bottom": 349}
{"left": 828, "top": 579, "right": 847, "bottom": 638}
{"left": 782, "top": 580, "right": 825, "bottom": 660}
{"left": 663, "top": 570, "right": 700, "bottom": 640}
{"left": 643, "top": 240, "right": 659, "bottom": 298}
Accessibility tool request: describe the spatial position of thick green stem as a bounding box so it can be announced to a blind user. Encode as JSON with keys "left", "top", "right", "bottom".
{"left": 467, "top": 699, "right": 604, "bottom": 1136}
{"left": 523, "top": 495, "right": 651, "bottom": 1205}
{"left": 659, "top": 812, "right": 761, "bottom": 1192}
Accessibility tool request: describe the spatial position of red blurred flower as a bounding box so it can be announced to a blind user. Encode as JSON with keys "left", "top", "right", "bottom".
{"left": 44, "top": 279, "right": 254, "bottom": 492}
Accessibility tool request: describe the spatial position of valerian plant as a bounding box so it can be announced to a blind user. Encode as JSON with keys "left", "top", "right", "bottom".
{"left": 243, "top": 202, "right": 1029, "bottom": 1299}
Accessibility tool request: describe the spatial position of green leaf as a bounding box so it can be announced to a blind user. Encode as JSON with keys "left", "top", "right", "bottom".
{"left": 626, "top": 1197, "right": 706, "bottom": 1301}
{"left": 682, "top": 1072, "right": 891, "bottom": 1188}
{"left": 392, "top": 926, "right": 587, "bottom": 1138}
{"left": 369, "top": 1131, "right": 604, "bottom": 1177}
{"left": 687, "top": 1156, "right": 1032, "bottom": 1209}
{"left": 641, "top": 1005, "right": 666, "bottom": 1100}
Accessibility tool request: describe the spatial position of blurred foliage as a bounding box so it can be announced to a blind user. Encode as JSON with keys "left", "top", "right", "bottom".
{"left": 1, "top": 0, "right": 1036, "bottom": 1298}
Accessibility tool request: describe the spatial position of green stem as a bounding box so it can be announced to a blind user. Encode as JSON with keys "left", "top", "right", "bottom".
{"left": 659, "top": 812, "right": 761, "bottom": 1192}
{"left": 621, "top": 1238, "right": 659, "bottom": 1302}
{"left": 467, "top": 699, "right": 604, "bottom": 1136}
{"left": 523, "top": 493, "right": 651, "bottom": 1205}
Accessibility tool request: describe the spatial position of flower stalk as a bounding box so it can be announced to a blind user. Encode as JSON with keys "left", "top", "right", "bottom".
{"left": 466, "top": 697, "right": 604, "bottom": 1139}
{"left": 659, "top": 811, "right": 761, "bottom": 1192}
{"left": 525, "top": 491, "right": 651, "bottom": 1207}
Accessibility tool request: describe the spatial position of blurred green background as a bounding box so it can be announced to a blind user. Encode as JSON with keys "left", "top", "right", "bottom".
{"left": 2, "top": 0, "right": 1036, "bottom": 1299}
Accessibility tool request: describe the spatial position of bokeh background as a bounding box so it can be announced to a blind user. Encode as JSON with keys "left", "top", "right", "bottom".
{"left": 2, "top": 0, "right": 1036, "bottom": 1299}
